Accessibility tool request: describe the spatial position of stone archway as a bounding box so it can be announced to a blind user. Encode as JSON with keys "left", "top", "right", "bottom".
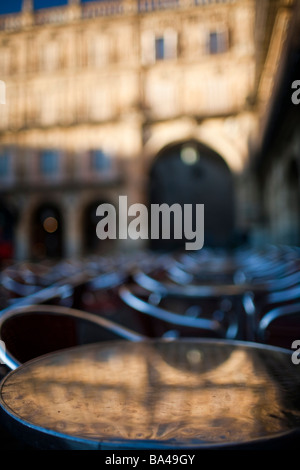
{"left": 30, "top": 203, "right": 63, "bottom": 260}
{"left": 0, "top": 204, "right": 16, "bottom": 261}
{"left": 148, "top": 140, "right": 235, "bottom": 251}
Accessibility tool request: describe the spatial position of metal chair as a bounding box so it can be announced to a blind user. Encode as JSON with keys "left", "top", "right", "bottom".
{"left": 242, "top": 285, "right": 300, "bottom": 341}
{"left": 257, "top": 302, "right": 300, "bottom": 350}
{"left": 132, "top": 269, "right": 255, "bottom": 338}
{"left": 0, "top": 304, "right": 145, "bottom": 371}
{"left": 119, "top": 284, "right": 238, "bottom": 339}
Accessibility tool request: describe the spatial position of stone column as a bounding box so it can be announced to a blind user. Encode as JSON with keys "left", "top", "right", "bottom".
{"left": 14, "top": 196, "right": 32, "bottom": 261}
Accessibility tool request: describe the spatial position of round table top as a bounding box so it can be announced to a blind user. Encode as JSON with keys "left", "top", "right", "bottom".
{"left": 1, "top": 339, "right": 300, "bottom": 450}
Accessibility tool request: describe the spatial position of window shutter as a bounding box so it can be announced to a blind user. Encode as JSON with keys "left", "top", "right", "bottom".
{"left": 164, "top": 28, "right": 177, "bottom": 59}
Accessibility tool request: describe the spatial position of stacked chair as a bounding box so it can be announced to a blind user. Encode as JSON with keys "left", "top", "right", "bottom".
{"left": 0, "top": 244, "right": 300, "bottom": 449}
{"left": 1, "top": 245, "right": 300, "bottom": 369}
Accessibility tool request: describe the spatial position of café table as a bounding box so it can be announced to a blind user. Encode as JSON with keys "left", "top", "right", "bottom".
{"left": 0, "top": 339, "right": 300, "bottom": 450}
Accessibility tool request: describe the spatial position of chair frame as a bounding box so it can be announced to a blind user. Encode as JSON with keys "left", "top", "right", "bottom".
{"left": 257, "top": 302, "right": 300, "bottom": 344}
{"left": 0, "top": 304, "right": 146, "bottom": 371}
{"left": 119, "top": 285, "right": 238, "bottom": 339}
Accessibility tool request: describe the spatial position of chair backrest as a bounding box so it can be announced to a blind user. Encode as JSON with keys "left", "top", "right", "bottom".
{"left": 0, "top": 304, "right": 146, "bottom": 370}
{"left": 118, "top": 285, "right": 237, "bottom": 339}
{"left": 243, "top": 285, "right": 300, "bottom": 331}
{"left": 257, "top": 302, "right": 300, "bottom": 349}
{"left": 266, "top": 270, "right": 300, "bottom": 292}
{"left": 132, "top": 269, "right": 258, "bottom": 299}
{"left": 267, "top": 285, "right": 300, "bottom": 306}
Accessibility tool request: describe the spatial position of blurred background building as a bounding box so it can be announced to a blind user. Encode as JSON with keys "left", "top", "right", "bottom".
{"left": 0, "top": 0, "right": 298, "bottom": 261}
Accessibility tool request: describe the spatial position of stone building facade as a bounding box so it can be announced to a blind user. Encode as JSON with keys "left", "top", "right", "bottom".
{"left": 251, "top": 0, "right": 300, "bottom": 247}
{"left": 0, "top": 0, "right": 294, "bottom": 260}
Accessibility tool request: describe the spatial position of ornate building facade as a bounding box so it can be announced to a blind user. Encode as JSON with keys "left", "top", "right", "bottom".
{"left": 252, "top": 0, "right": 300, "bottom": 246}
{"left": 0, "top": 0, "right": 294, "bottom": 260}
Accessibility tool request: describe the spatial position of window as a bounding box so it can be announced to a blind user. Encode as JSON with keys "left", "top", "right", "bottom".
{"left": 155, "top": 37, "right": 165, "bottom": 61}
{"left": 155, "top": 30, "right": 177, "bottom": 61}
{"left": 40, "top": 41, "right": 59, "bottom": 72}
{"left": 141, "top": 29, "right": 178, "bottom": 64}
{"left": 40, "top": 150, "right": 59, "bottom": 176}
{"left": 0, "top": 151, "right": 10, "bottom": 178}
{"left": 90, "top": 149, "right": 111, "bottom": 172}
{"left": 0, "top": 80, "right": 5, "bottom": 105}
{"left": 208, "top": 30, "right": 229, "bottom": 55}
{"left": 88, "top": 35, "right": 108, "bottom": 67}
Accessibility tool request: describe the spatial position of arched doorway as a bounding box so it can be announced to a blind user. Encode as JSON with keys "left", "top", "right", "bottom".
{"left": 0, "top": 204, "right": 15, "bottom": 261}
{"left": 31, "top": 204, "right": 63, "bottom": 260}
{"left": 149, "top": 140, "right": 235, "bottom": 251}
{"left": 82, "top": 200, "right": 115, "bottom": 255}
